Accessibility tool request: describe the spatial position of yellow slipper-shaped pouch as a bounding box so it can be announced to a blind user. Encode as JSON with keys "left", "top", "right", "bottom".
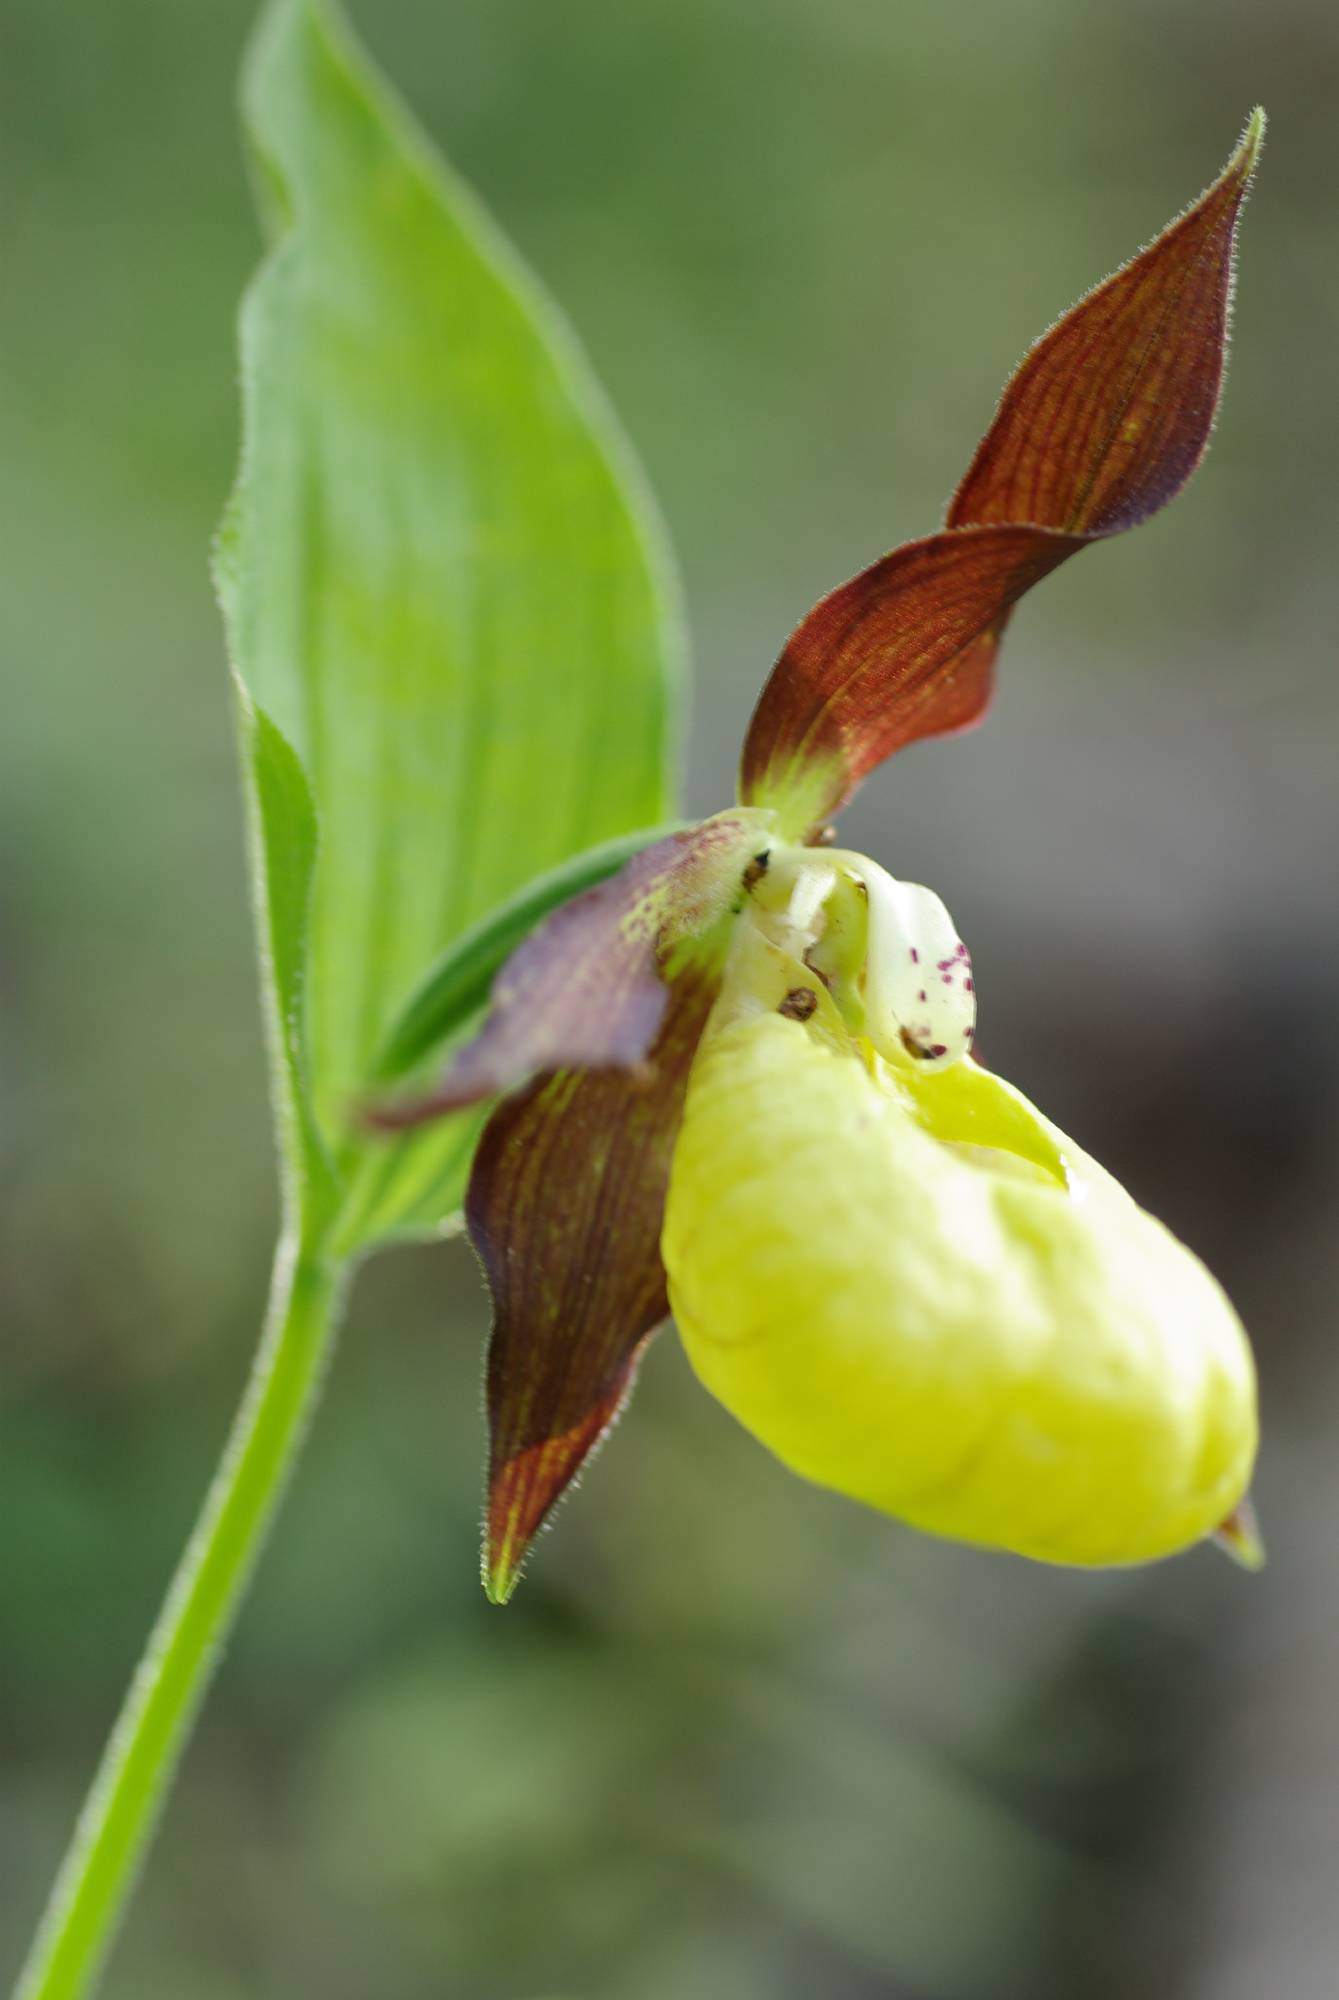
{"left": 663, "top": 928, "right": 1257, "bottom": 1567}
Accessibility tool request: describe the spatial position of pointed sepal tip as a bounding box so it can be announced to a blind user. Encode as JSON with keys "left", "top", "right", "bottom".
{"left": 483, "top": 1549, "right": 523, "bottom": 1606}
{"left": 1212, "top": 1496, "right": 1265, "bottom": 1572}
{"left": 1236, "top": 105, "right": 1267, "bottom": 181}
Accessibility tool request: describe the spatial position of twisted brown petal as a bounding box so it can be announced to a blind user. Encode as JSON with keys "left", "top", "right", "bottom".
{"left": 740, "top": 112, "right": 1263, "bottom": 834}
{"left": 373, "top": 821, "right": 768, "bottom": 1600}
{"left": 469, "top": 966, "right": 718, "bottom": 1601}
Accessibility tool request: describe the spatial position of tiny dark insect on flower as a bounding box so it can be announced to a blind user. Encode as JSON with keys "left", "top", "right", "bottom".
{"left": 778, "top": 987, "right": 820, "bottom": 1024}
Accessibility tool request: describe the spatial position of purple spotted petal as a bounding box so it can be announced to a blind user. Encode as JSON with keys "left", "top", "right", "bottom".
{"left": 371, "top": 813, "right": 764, "bottom": 1126}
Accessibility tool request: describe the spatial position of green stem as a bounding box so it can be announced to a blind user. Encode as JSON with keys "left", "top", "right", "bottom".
{"left": 12, "top": 1234, "right": 348, "bottom": 2000}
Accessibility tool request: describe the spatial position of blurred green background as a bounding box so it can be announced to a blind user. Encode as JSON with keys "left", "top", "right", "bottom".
{"left": 3, "top": 1, "right": 1337, "bottom": 1996}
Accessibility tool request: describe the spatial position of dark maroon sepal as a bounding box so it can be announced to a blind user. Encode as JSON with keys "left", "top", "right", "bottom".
{"left": 470, "top": 967, "right": 719, "bottom": 1601}
{"left": 739, "top": 114, "right": 1263, "bottom": 832}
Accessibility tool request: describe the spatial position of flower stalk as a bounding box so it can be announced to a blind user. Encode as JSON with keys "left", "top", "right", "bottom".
{"left": 13, "top": 1238, "right": 348, "bottom": 2000}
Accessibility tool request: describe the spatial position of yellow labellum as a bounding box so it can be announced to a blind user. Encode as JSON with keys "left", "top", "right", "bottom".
{"left": 663, "top": 966, "right": 1256, "bottom": 1567}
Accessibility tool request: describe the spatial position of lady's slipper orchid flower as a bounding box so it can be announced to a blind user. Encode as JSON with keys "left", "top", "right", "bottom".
{"left": 379, "top": 115, "right": 1265, "bottom": 1600}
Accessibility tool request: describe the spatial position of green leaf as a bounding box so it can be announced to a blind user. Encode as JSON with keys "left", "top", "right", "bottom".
{"left": 214, "top": 0, "right": 684, "bottom": 1249}
{"left": 232, "top": 680, "right": 338, "bottom": 1235}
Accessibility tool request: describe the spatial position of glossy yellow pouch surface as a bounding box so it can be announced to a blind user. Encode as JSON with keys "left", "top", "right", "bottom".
{"left": 663, "top": 990, "right": 1256, "bottom": 1566}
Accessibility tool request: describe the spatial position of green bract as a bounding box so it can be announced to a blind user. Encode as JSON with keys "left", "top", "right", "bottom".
{"left": 215, "top": 0, "right": 684, "bottom": 1250}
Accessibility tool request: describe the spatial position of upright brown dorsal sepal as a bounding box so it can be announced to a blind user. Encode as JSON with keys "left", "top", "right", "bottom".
{"left": 739, "top": 112, "right": 1264, "bottom": 835}
{"left": 948, "top": 111, "right": 1264, "bottom": 536}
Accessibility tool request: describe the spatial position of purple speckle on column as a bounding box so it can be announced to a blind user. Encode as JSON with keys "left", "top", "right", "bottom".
{"left": 909, "top": 947, "right": 919, "bottom": 964}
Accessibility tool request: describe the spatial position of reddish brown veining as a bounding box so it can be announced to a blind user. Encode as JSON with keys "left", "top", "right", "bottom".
{"left": 948, "top": 141, "right": 1251, "bottom": 535}
{"left": 469, "top": 967, "right": 718, "bottom": 1600}
{"left": 741, "top": 525, "right": 1074, "bottom": 823}
{"left": 739, "top": 120, "right": 1260, "bottom": 830}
